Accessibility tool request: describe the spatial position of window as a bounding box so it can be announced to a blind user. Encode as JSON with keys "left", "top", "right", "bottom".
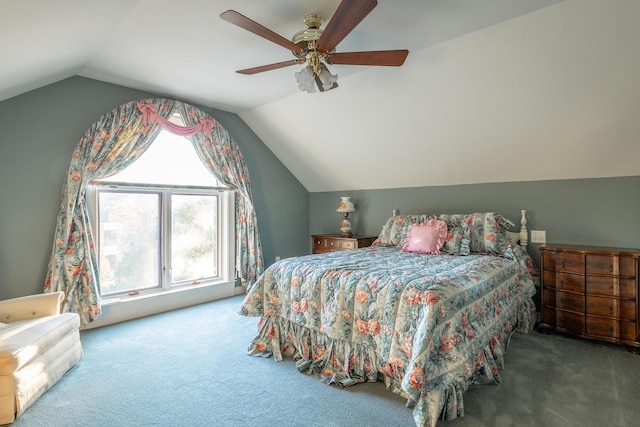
{"left": 87, "top": 115, "right": 233, "bottom": 297}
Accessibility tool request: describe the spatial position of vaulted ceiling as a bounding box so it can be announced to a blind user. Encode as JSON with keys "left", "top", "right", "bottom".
{"left": 3, "top": 0, "right": 639, "bottom": 192}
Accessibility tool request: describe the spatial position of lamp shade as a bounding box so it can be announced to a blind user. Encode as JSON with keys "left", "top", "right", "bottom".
{"left": 295, "top": 66, "right": 316, "bottom": 93}
{"left": 336, "top": 196, "right": 355, "bottom": 213}
{"left": 318, "top": 65, "right": 338, "bottom": 91}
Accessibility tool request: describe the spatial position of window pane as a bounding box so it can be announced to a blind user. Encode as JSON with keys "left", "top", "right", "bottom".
{"left": 102, "top": 131, "right": 222, "bottom": 187}
{"left": 171, "top": 194, "right": 218, "bottom": 282}
{"left": 98, "top": 192, "right": 160, "bottom": 294}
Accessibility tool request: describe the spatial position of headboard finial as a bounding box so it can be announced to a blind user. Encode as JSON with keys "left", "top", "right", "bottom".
{"left": 519, "top": 210, "right": 529, "bottom": 247}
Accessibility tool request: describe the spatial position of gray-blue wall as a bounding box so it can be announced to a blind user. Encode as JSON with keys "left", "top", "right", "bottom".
{"left": 2, "top": 76, "right": 638, "bottom": 301}
{"left": 0, "top": 77, "right": 309, "bottom": 299}
{"left": 310, "top": 177, "right": 640, "bottom": 266}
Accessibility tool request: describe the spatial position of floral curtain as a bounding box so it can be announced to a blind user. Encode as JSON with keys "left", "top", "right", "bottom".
{"left": 45, "top": 98, "right": 264, "bottom": 325}
{"left": 173, "top": 103, "right": 264, "bottom": 287}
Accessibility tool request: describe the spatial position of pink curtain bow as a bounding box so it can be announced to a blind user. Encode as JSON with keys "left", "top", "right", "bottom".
{"left": 136, "top": 102, "right": 215, "bottom": 137}
{"left": 137, "top": 102, "right": 158, "bottom": 125}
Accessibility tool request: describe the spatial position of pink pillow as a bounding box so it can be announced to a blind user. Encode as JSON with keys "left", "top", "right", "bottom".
{"left": 401, "top": 219, "right": 448, "bottom": 254}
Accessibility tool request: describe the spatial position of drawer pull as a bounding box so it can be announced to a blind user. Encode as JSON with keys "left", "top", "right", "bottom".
{"left": 609, "top": 306, "right": 614, "bottom": 315}
{"left": 610, "top": 264, "right": 614, "bottom": 273}
{"left": 559, "top": 280, "right": 564, "bottom": 288}
{"left": 609, "top": 286, "right": 614, "bottom": 294}
{"left": 560, "top": 261, "right": 565, "bottom": 269}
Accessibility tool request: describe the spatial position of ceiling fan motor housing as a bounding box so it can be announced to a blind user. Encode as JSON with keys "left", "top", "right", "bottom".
{"left": 291, "top": 14, "right": 324, "bottom": 57}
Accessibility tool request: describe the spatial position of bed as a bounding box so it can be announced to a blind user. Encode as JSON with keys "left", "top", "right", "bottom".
{"left": 239, "top": 210, "right": 538, "bottom": 427}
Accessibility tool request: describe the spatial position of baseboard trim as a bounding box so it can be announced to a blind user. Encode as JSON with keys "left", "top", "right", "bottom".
{"left": 85, "top": 281, "right": 236, "bottom": 329}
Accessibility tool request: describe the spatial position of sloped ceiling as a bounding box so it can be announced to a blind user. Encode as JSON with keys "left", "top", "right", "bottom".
{"left": 3, "top": 0, "right": 639, "bottom": 192}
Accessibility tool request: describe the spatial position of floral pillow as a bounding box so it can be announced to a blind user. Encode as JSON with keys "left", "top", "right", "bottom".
{"left": 440, "top": 221, "right": 471, "bottom": 255}
{"left": 373, "top": 214, "right": 434, "bottom": 246}
{"left": 438, "top": 212, "right": 514, "bottom": 257}
{"left": 401, "top": 219, "right": 448, "bottom": 254}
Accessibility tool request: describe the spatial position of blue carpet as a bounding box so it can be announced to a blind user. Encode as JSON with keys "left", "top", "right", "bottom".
{"left": 10, "top": 295, "right": 640, "bottom": 426}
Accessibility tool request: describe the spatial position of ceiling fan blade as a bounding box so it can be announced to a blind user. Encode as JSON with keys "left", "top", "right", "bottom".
{"left": 326, "top": 50, "right": 409, "bottom": 66}
{"left": 316, "top": 0, "right": 378, "bottom": 53}
{"left": 221, "top": 10, "right": 305, "bottom": 55}
{"left": 237, "top": 59, "right": 303, "bottom": 75}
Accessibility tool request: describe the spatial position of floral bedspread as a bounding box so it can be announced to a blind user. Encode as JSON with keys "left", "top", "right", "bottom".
{"left": 239, "top": 245, "right": 537, "bottom": 427}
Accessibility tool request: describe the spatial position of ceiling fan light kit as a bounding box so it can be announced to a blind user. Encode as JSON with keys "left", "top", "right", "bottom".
{"left": 220, "top": 0, "right": 408, "bottom": 94}
{"left": 295, "top": 67, "right": 316, "bottom": 92}
{"left": 295, "top": 63, "right": 337, "bottom": 93}
{"left": 291, "top": 14, "right": 338, "bottom": 93}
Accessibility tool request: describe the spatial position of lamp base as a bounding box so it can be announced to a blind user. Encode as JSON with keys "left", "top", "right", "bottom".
{"left": 340, "top": 217, "right": 352, "bottom": 237}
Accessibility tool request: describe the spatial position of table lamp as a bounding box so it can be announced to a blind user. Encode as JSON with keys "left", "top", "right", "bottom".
{"left": 336, "top": 196, "right": 356, "bottom": 237}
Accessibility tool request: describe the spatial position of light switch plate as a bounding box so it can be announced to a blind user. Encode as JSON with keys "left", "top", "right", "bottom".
{"left": 531, "top": 230, "right": 546, "bottom": 244}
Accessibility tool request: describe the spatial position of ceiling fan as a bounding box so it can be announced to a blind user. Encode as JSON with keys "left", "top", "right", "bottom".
{"left": 220, "top": 0, "right": 409, "bottom": 93}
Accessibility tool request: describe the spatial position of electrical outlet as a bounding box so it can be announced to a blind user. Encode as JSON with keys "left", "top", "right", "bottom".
{"left": 531, "top": 230, "right": 546, "bottom": 244}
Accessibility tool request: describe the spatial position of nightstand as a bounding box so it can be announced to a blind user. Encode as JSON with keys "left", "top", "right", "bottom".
{"left": 311, "top": 234, "right": 377, "bottom": 254}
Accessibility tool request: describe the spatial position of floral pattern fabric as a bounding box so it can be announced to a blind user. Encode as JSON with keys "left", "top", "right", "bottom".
{"left": 438, "top": 212, "right": 515, "bottom": 257}
{"left": 372, "top": 214, "right": 435, "bottom": 246}
{"left": 45, "top": 98, "right": 264, "bottom": 325}
{"left": 239, "top": 246, "right": 537, "bottom": 427}
{"left": 440, "top": 219, "right": 471, "bottom": 255}
{"left": 171, "top": 102, "right": 264, "bottom": 286}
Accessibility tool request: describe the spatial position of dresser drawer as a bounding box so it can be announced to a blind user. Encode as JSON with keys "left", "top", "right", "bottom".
{"left": 586, "top": 316, "right": 621, "bottom": 339}
{"left": 311, "top": 235, "right": 376, "bottom": 254}
{"left": 620, "top": 322, "right": 638, "bottom": 341}
{"left": 543, "top": 270, "right": 584, "bottom": 293}
{"left": 341, "top": 240, "right": 356, "bottom": 249}
{"left": 619, "top": 256, "right": 638, "bottom": 278}
{"left": 544, "top": 251, "right": 585, "bottom": 274}
{"left": 542, "top": 288, "right": 556, "bottom": 308}
{"left": 586, "top": 295, "right": 636, "bottom": 320}
{"left": 326, "top": 239, "right": 340, "bottom": 250}
{"left": 586, "top": 276, "right": 636, "bottom": 299}
{"left": 555, "top": 290, "right": 584, "bottom": 313}
{"left": 313, "top": 238, "right": 341, "bottom": 251}
{"left": 312, "top": 238, "right": 331, "bottom": 253}
{"left": 556, "top": 310, "right": 584, "bottom": 335}
{"left": 586, "top": 254, "right": 637, "bottom": 277}
{"left": 584, "top": 317, "right": 636, "bottom": 340}
{"left": 586, "top": 254, "right": 617, "bottom": 275}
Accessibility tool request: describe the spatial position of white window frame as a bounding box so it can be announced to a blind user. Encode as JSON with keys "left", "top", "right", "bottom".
{"left": 86, "top": 182, "right": 235, "bottom": 300}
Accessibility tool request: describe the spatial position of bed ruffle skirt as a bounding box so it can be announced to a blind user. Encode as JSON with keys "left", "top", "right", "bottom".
{"left": 244, "top": 296, "right": 536, "bottom": 427}
{"left": 247, "top": 315, "right": 380, "bottom": 386}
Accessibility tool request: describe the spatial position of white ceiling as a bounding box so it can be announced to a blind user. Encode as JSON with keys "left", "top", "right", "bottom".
{"left": 3, "top": 0, "right": 639, "bottom": 192}
{"left": 1, "top": 0, "right": 563, "bottom": 112}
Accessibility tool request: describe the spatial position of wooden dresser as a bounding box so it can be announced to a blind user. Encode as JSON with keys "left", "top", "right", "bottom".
{"left": 539, "top": 243, "right": 640, "bottom": 352}
{"left": 311, "top": 234, "right": 377, "bottom": 254}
